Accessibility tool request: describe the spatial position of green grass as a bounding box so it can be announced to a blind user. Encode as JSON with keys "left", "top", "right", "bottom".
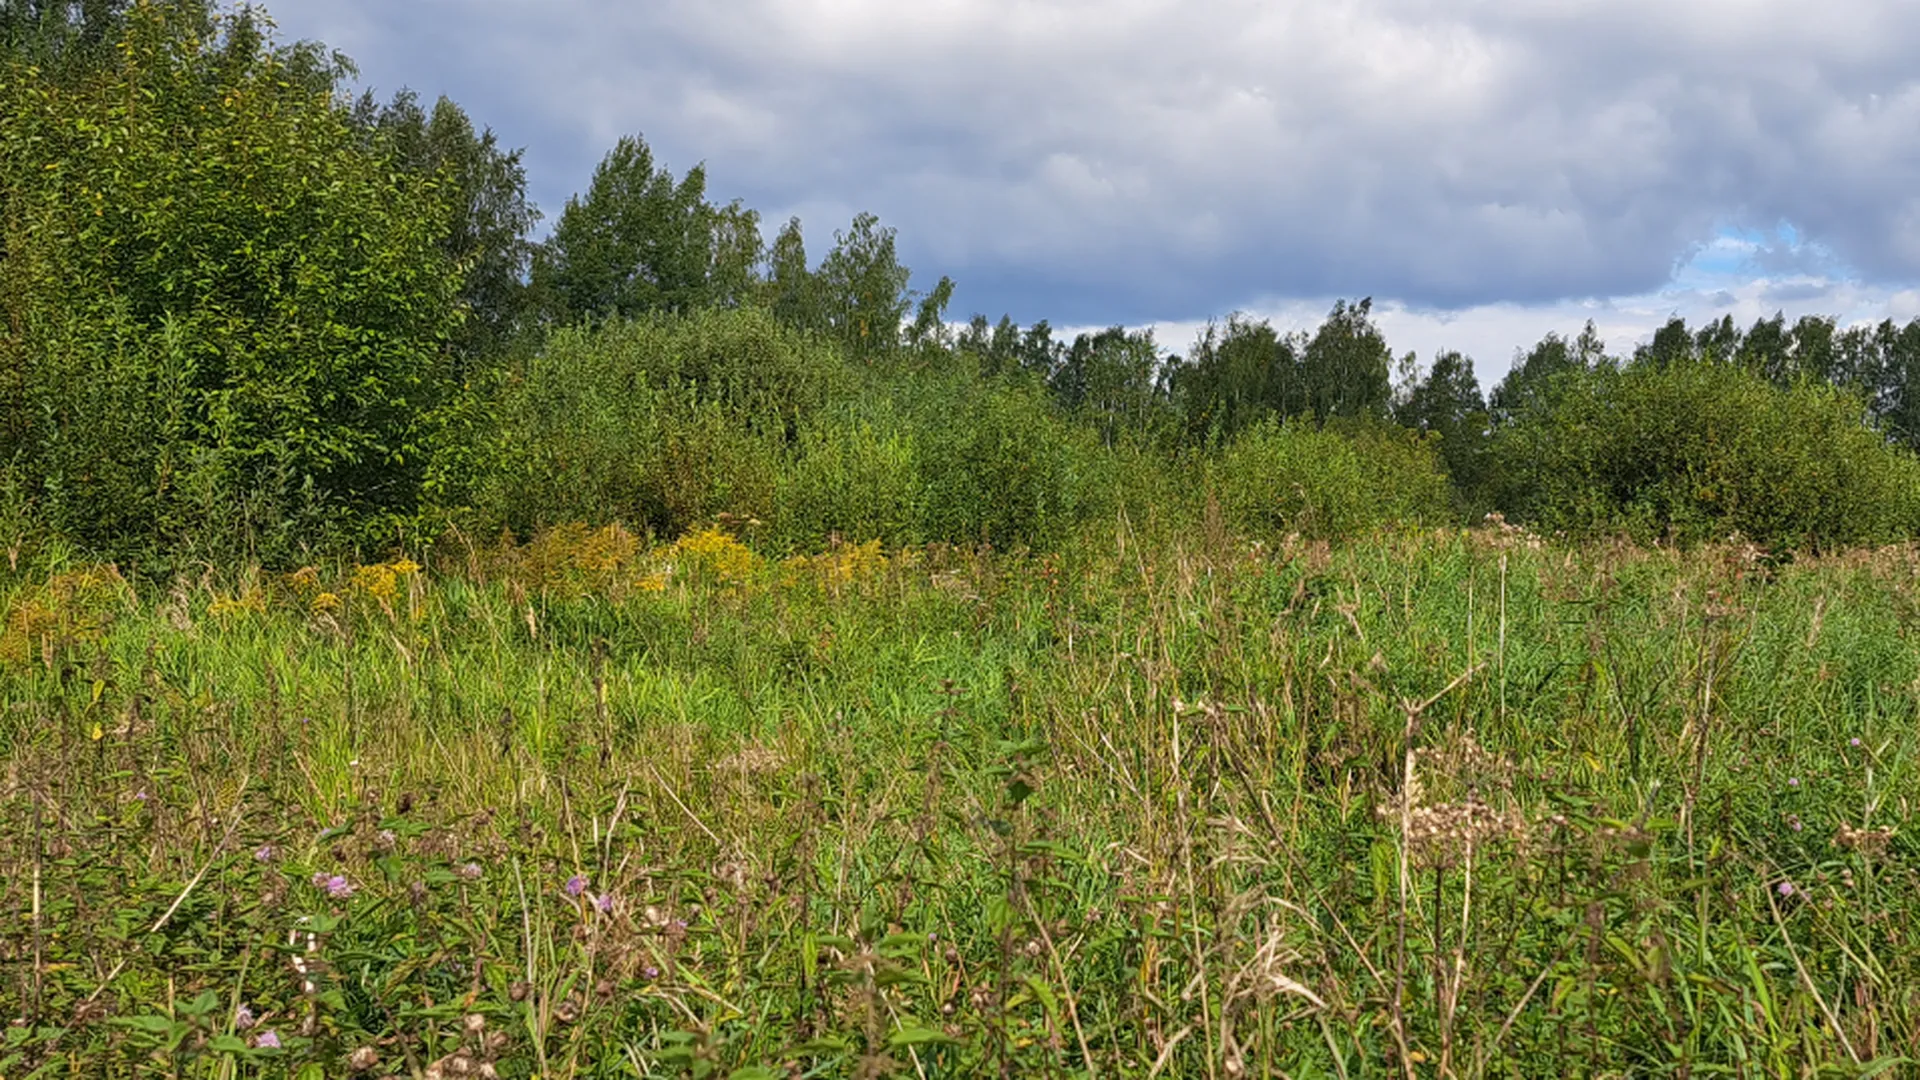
{"left": 2, "top": 523, "right": 1918, "bottom": 1077}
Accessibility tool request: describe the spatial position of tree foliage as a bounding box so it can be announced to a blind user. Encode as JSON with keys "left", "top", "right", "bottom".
{"left": 815, "top": 211, "right": 912, "bottom": 364}
{"left": 1489, "top": 358, "right": 1920, "bottom": 549}
{"left": 0, "top": 0, "right": 464, "bottom": 562}
{"left": 353, "top": 89, "right": 540, "bottom": 368}
{"left": 534, "top": 134, "right": 761, "bottom": 324}
{"left": 1397, "top": 349, "right": 1490, "bottom": 500}
{"left": 1299, "top": 297, "right": 1394, "bottom": 421}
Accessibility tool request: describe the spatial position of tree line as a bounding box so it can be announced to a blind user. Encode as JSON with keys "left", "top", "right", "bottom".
{"left": 4, "top": 0, "right": 1918, "bottom": 567}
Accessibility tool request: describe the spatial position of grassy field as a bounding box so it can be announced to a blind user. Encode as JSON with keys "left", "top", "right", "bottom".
{"left": 1, "top": 520, "right": 1917, "bottom": 1078}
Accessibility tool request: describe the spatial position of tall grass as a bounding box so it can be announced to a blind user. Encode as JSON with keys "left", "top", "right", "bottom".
{"left": 1, "top": 523, "right": 1916, "bottom": 1076}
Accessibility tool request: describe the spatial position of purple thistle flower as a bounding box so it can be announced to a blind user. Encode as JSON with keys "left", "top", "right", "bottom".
{"left": 312, "top": 872, "right": 354, "bottom": 899}
{"left": 565, "top": 874, "right": 588, "bottom": 898}
{"left": 233, "top": 1004, "right": 256, "bottom": 1030}
{"left": 457, "top": 862, "right": 483, "bottom": 881}
{"left": 1851, "top": 737, "right": 1863, "bottom": 748}
{"left": 254, "top": 1030, "right": 282, "bottom": 1050}
{"left": 1777, "top": 881, "right": 1794, "bottom": 897}
{"left": 1787, "top": 777, "right": 1800, "bottom": 788}
{"left": 594, "top": 893, "right": 614, "bottom": 914}
{"left": 642, "top": 965, "right": 660, "bottom": 980}
{"left": 253, "top": 845, "right": 275, "bottom": 863}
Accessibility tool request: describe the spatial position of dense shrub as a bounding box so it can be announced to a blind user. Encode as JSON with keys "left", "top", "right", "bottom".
{"left": 1489, "top": 359, "right": 1920, "bottom": 549}
{"left": 771, "top": 407, "right": 923, "bottom": 552}
{"left": 1212, "top": 419, "right": 1454, "bottom": 541}
{"left": 0, "top": 5, "right": 464, "bottom": 564}
{"left": 476, "top": 308, "right": 838, "bottom": 538}
{"left": 916, "top": 383, "right": 1108, "bottom": 550}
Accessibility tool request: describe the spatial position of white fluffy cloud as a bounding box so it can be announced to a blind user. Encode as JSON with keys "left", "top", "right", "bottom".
{"left": 263, "top": 0, "right": 1920, "bottom": 373}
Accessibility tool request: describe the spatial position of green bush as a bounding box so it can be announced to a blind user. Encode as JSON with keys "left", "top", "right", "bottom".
{"left": 1490, "top": 359, "right": 1920, "bottom": 549}
{"left": 772, "top": 407, "right": 922, "bottom": 552}
{"left": 1212, "top": 419, "right": 1454, "bottom": 541}
{"left": 0, "top": 6, "right": 465, "bottom": 564}
{"left": 476, "top": 308, "right": 837, "bottom": 539}
{"left": 916, "top": 383, "right": 1106, "bottom": 550}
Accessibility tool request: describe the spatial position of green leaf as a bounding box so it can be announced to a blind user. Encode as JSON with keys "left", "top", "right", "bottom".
{"left": 887, "top": 1025, "right": 960, "bottom": 1048}
{"left": 111, "top": 1015, "right": 181, "bottom": 1034}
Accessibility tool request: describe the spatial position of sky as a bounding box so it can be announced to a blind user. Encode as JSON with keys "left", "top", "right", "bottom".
{"left": 260, "top": 0, "right": 1920, "bottom": 388}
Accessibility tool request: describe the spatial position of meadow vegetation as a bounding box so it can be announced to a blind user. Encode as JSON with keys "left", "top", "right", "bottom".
{"left": 3, "top": 524, "right": 1919, "bottom": 1077}
{"left": 6, "top": 2, "right": 1920, "bottom": 1076}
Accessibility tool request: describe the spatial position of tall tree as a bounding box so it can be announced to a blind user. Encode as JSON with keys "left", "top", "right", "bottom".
{"left": 1633, "top": 316, "right": 1694, "bottom": 368}
{"left": 2, "top": 0, "right": 139, "bottom": 72}
{"left": 1490, "top": 322, "right": 1606, "bottom": 426}
{"left": 1737, "top": 312, "right": 1791, "bottom": 384}
{"left": 1789, "top": 315, "right": 1840, "bottom": 386}
{"left": 765, "top": 216, "right": 822, "bottom": 333}
{"left": 815, "top": 211, "right": 911, "bottom": 363}
{"left": 1017, "top": 320, "right": 1066, "bottom": 382}
{"left": 1165, "top": 315, "right": 1300, "bottom": 444}
{"left": 1692, "top": 314, "right": 1742, "bottom": 362}
{"left": 1398, "top": 349, "right": 1490, "bottom": 496}
{"left": 354, "top": 89, "right": 540, "bottom": 369}
{"left": 535, "top": 134, "right": 755, "bottom": 323}
{"left": 905, "top": 275, "right": 956, "bottom": 352}
{"left": 957, "top": 314, "right": 1024, "bottom": 378}
{"left": 1845, "top": 318, "right": 1920, "bottom": 449}
{"left": 1299, "top": 298, "right": 1393, "bottom": 420}
{"left": 1050, "top": 326, "right": 1165, "bottom": 446}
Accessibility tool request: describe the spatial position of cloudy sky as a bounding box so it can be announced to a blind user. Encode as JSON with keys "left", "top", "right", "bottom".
{"left": 263, "top": 0, "right": 1920, "bottom": 386}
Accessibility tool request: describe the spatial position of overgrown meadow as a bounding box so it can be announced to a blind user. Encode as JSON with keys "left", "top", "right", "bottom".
{"left": 3, "top": 520, "right": 1917, "bottom": 1078}
{"left": 9, "top": 5, "right": 1920, "bottom": 1077}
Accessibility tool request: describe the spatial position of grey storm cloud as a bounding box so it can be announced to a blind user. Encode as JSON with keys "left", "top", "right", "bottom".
{"left": 263, "top": 0, "right": 1920, "bottom": 326}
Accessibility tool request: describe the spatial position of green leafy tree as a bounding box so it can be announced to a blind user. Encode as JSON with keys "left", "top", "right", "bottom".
{"left": 1212, "top": 417, "right": 1453, "bottom": 541}
{"left": 1299, "top": 298, "right": 1393, "bottom": 420}
{"left": 1166, "top": 315, "right": 1301, "bottom": 443}
{"left": 765, "top": 216, "right": 823, "bottom": 333}
{"left": 1, "top": 0, "right": 140, "bottom": 73}
{"left": 816, "top": 211, "right": 911, "bottom": 363}
{"left": 906, "top": 275, "right": 956, "bottom": 353}
{"left": 1844, "top": 318, "right": 1920, "bottom": 450}
{"left": 1736, "top": 313, "right": 1791, "bottom": 383}
{"left": 1788, "top": 315, "right": 1839, "bottom": 385}
{"left": 956, "top": 314, "right": 1024, "bottom": 378}
{"left": 1017, "top": 320, "right": 1066, "bottom": 383}
{"left": 1632, "top": 316, "right": 1695, "bottom": 368}
{"left": 1398, "top": 350, "right": 1491, "bottom": 499}
{"left": 0, "top": 1, "right": 464, "bottom": 561}
{"left": 534, "top": 134, "right": 759, "bottom": 323}
{"left": 1489, "top": 358, "right": 1920, "bottom": 548}
{"left": 1049, "top": 327, "right": 1167, "bottom": 446}
{"left": 353, "top": 89, "right": 540, "bottom": 370}
{"left": 1490, "top": 322, "right": 1607, "bottom": 426}
{"left": 1692, "top": 314, "right": 1742, "bottom": 362}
